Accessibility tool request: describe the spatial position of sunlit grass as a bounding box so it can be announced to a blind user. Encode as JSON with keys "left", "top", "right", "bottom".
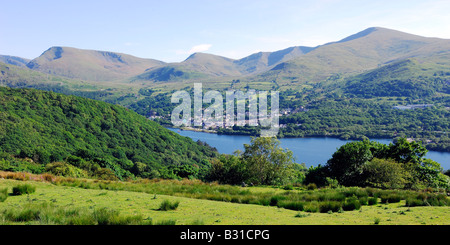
{"left": 1, "top": 172, "right": 449, "bottom": 225}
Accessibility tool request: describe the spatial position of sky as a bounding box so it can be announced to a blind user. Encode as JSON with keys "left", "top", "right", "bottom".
{"left": 1, "top": 0, "right": 450, "bottom": 62}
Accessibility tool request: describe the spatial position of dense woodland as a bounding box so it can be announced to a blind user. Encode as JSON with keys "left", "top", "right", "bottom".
{"left": 0, "top": 87, "right": 218, "bottom": 180}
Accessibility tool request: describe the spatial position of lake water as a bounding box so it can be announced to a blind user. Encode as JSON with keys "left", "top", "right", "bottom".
{"left": 168, "top": 128, "right": 450, "bottom": 170}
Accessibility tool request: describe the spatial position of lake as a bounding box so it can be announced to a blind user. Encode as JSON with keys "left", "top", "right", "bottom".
{"left": 168, "top": 128, "right": 450, "bottom": 170}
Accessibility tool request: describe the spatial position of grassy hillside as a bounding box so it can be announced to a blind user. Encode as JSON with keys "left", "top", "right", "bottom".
{"left": 1, "top": 176, "right": 449, "bottom": 225}
{"left": 26, "top": 47, "right": 165, "bottom": 82}
{"left": 0, "top": 55, "right": 30, "bottom": 67}
{"left": 0, "top": 87, "right": 217, "bottom": 180}
{"left": 343, "top": 58, "right": 450, "bottom": 98}
{"left": 251, "top": 27, "right": 450, "bottom": 87}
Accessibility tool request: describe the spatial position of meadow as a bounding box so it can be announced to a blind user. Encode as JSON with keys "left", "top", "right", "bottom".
{"left": 0, "top": 171, "right": 449, "bottom": 225}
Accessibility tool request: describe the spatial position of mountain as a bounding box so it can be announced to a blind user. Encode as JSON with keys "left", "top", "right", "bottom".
{"left": 26, "top": 46, "right": 166, "bottom": 82}
{"left": 133, "top": 52, "right": 242, "bottom": 82}
{"left": 253, "top": 27, "right": 450, "bottom": 85}
{"left": 0, "top": 86, "right": 217, "bottom": 179}
{"left": 235, "top": 46, "right": 314, "bottom": 74}
{"left": 132, "top": 46, "right": 313, "bottom": 83}
{"left": 3, "top": 27, "right": 450, "bottom": 94}
{"left": 0, "top": 55, "right": 30, "bottom": 67}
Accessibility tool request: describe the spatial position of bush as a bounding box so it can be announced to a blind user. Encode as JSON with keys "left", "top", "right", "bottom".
{"left": 0, "top": 188, "right": 8, "bottom": 202}
{"left": 278, "top": 200, "right": 304, "bottom": 211}
{"left": 3, "top": 208, "right": 41, "bottom": 222}
{"left": 306, "top": 183, "right": 317, "bottom": 190}
{"left": 319, "top": 201, "right": 343, "bottom": 213}
{"left": 405, "top": 197, "right": 424, "bottom": 207}
{"left": 368, "top": 197, "right": 378, "bottom": 205}
{"left": 380, "top": 193, "right": 402, "bottom": 204}
{"left": 45, "top": 162, "right": 88, "bottom": 178}
{"left": 342, "top": 197, "right": 361, "bottom": 211}
{"left": 12, "top": 184, "right": 36, "bottom": 196}
{"left": 159, "top": 200, "right": 180, "bottom": 211}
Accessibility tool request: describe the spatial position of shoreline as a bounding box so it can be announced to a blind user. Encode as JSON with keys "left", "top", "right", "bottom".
{"left": 166, "top": 126, "right": 450, "bottom": 154}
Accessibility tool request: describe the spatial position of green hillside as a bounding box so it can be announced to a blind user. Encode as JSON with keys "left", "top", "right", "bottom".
{"left": 251, "top": 27, "right": 450, "bottom": 87}
{"left": 343, "top": 58, "right": 450, "bottom": 98}
{"left": 0, "top": 87, "right": 217, "bottom": 180}
{"left": 0, "top": 55, "right": 30, "bottom": 67}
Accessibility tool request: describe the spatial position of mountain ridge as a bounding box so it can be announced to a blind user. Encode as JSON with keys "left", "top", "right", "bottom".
{"left": 2, "top": 26, "right": 450, "bottom": 89}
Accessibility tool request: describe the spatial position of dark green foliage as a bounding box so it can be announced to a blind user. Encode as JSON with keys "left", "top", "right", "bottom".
{"left": 380, "top": 192, "right": 402, "bottom": 204}
{"left": 342, "top": 197, "right": 361, "bottom": 211}
{"left": 158, "top": 200, "right": 180, "bottom": 211}
{"left": 11, "top": 184, "right": 36, "bottom": 196}
{"left": 368, "top": 197, "right": 378, "bottom": 205}
{"left": 326, "top": 140, "right": 373, "bottom": 186}
{"left": 205, "top": 137, "right": 301, "bottom": 185}
{"left": 362, "top": 158, "right": 411, "bottom": 189}
{"left": 315, "top": 138, "right": 450, "bottom": 189}
{"left": 319, "top": 201, "right": 343, "bottom": 213}
{"left": 0, "top": 87, "right": 217, "bottom": 179}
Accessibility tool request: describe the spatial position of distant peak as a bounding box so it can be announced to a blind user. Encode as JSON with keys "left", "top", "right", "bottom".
{"left": 184, "top": 52, "right": 205, "bottom": 61}
{"left": 336, "top": 27, "right": 378, "bottom": 43}
{"left": 40, "top": 46, "right": 64, "bottom": 60}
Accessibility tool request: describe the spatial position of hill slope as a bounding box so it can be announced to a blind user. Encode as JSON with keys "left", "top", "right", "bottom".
{"left": 0, "top": 55, "right": 30, "bottom": 67}
{"left": 132, "top": 46, "right": 313, "bottom": 83}
{"left": 26, "top": 47, "right": 166, "bottom": 82}
{"left": 0, "top": 87, "right": 217, "bottom": 179}
{"left": 252, "top": 27, "right": 450, "bottom": 85}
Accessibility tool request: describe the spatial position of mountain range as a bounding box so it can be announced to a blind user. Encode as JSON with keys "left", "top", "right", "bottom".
{"left": 2, "top": 27, "right": 450, "bottom": 93}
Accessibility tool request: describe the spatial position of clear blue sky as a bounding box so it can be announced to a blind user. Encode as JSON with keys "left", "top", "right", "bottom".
{"left": 1, "top": 0, "right": 450, "bottom": 62}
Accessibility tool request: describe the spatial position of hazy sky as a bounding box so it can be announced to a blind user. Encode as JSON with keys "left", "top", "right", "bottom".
{"left": 1, "top": 0, "right": 450, "bottom": 62}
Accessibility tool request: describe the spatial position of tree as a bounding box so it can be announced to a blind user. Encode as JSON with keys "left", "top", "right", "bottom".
{"left": 362, "top": 158, "right": 411, "bottom": 189}
{"left": 326, "top": 140, "right": 373, "bottom": 186}
{"left": 205, "top": 154, "right": 246, "bottom": 185}
{"left": 388, "top": 137, "right": 428, "bottom": 164}
{"left": 241, "top": 137, "right": 296, "bottom": 185}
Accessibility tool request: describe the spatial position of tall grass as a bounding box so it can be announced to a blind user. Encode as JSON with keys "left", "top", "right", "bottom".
{"left": 0, "top": 202, "right": 157, "bottom": 225}
{"left": 2, "top": 171, "right": 449, "bottom": 214}
{"left": 158, "top": 200, "right": 180, "bottom": 211}
{"left": 0, "top": 188, "right": 7, "bottom": 202}
{"left": 12, "top": 184, "right": 36, "bottom": 196}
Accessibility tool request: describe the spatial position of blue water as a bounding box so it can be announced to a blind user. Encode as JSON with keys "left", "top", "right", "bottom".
{"left": 168, "top": 128, "right": 450, "bottom": 170}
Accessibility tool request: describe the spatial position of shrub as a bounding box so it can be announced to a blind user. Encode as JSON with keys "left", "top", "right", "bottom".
{"left": 155, "top": 219, "right": 176, "bottom": 225}
{"left": 380, "top": 193, "right": 401, "bottom": 204}
{"left": 343, "top": 197, "right": 361, "bottom": 211}
{"left": 358, "top": 196, "right": 368, "bottom": 205}
{"left": 3, "top": 208, "right": 41, "bottom": 222}
{"left": 304, "top": 202, "right": 320, "bottom": 213}
{"left": 368, "top": 197, "right": 378, "bottom": 205}
{"left": 159, "top": 200, "right": 180, "bottom": 211}
{"left": 270, "top": 195, "right": 287, "bottom": 206}
{"left": 278, "top": 200, "right": 304, "bottom": 211}
{"left": 306, "top": 183, "right": 317, "bottom": 190}
{"left": 374, "top": 217, "right": 381, "bottom": 225}
{"left": 45, "top": 162, "right": 88, "bottom": 178}
{"left": 12, "top": 184, "right": 36, "bottom": 196}
{"left": 405, "top": 197, "right": 424, "bottom": 207}
{"left": 319, "top": 201, "right": 343, "bottom": 213}
{"left": 0, "top": 188, "right": 8, "bottom": 202}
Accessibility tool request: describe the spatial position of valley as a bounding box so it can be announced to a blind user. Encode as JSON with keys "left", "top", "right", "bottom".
{"left": 1, "top": 26, "right": 450, "bottom": 228}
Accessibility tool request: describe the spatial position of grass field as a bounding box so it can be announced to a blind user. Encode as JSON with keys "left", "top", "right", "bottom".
{"left": 1, "top": 173, "right": 449, "bottom": 225}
